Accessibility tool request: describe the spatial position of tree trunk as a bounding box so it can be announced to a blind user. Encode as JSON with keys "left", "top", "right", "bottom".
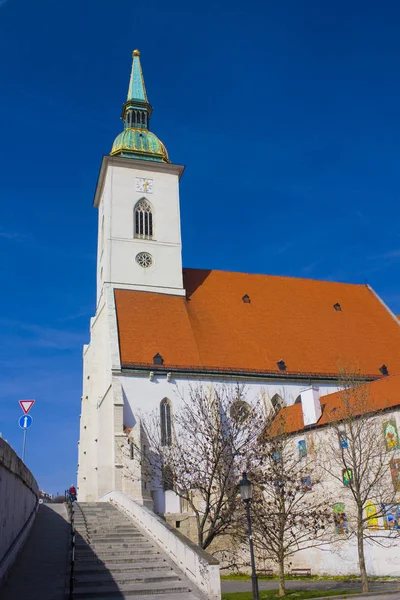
{"left": 357, "top": 517, "right": 368, "bottom": 593}
{"left": 278, "top": 556, "right": 286, "bottom": 596}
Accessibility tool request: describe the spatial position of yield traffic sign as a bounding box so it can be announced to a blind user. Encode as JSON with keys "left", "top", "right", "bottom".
{"left": 19, "top": 400, "right": 35, "bottom": 414}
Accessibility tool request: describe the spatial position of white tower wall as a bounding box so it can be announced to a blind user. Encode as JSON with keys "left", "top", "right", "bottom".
{"left": 95, "top": 157, "right": 185, "bottom": 302}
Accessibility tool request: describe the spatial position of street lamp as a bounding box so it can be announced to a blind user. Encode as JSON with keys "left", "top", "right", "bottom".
{"left": 239, "top": 472, "right": 259, "bottom": 600}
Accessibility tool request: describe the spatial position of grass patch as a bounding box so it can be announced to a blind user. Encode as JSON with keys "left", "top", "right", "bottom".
{"left": 222, "top": 590, "right": 359, "bottom": 600}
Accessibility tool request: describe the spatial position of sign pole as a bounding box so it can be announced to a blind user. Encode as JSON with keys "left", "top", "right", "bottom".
{"left": 18, "top": 400, "right": 35, "bottom": 463}
{"left": 22, "top": 428, "right": 27, "bottom": 462}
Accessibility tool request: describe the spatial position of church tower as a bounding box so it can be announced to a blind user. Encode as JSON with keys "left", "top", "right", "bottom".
{"left": 78, "top": 51, "right": 185, "bottom": 502}
{"left": 93, "top": 50, "right": 185, "bottom": 303}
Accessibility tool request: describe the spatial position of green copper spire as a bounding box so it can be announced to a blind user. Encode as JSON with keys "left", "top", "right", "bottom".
{"left": 127, "top": 49, "right": 148, "bottom": 102}
{"left": 110, "top": 50, "right": 170, "bottom": 163}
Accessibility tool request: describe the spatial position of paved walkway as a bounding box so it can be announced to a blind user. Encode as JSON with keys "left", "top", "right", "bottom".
{"left": 221, "top": 578, "right": 400, "bottom": 594}
{"left": 1, "top": 504, "right": 69, "bottom": 600}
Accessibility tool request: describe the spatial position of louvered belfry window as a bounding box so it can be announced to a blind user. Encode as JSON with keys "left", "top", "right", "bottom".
{"left": 135, "top": 199, "right": 153, "bottom": 239}
{"left": 160, "top": 398, "right": 172, "bottom": 446}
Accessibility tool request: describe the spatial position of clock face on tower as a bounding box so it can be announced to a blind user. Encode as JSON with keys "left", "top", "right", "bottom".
{"left": 135, "top": 178, "right": 153, "bottom": 194}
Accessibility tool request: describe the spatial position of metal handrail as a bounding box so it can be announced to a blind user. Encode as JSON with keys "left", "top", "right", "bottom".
{"left": 65, "top": 491, "right": 76, "bottom": 600}
{"left": 74, "top": 500, "right": 90, "bottom": 543}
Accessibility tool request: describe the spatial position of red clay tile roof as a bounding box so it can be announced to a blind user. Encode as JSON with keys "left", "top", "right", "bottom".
{"left": 114, "top": 268, "right": 400, "bottom": 377}
{"left": 270, "top": 374, "right": 400, "bottom": 435}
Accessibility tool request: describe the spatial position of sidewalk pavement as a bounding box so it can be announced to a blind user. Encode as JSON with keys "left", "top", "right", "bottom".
{"left": 1, "top": 503, "right": 69, "bottom": 600}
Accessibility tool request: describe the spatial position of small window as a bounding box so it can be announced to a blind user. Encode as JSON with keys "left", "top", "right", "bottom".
{"left": 298, "top": 439, "right": 307, "bottom": 458}
{"left": 242, "top": 294, "right": 251, "bottom": 303}
{"left": 277, "top": 359, "right": 286, "bottom": 371}
{"left": 333, "top": 303, "right": 342, "bottom": 311}
{"left": 160, "top": 398, "right": 172, "bottom": 446}
{"left": 339, "top": 431, "right": 348, "bottom": 449}
{"left": 302, "top": 476, "right": 312, "bottom": 491}
{"left": 230, "top": 400, "right": 251, "bottom": 423}
{"left": 153, "top": 353, "right": 164, "bottom": 365}
{"left": 135, "top": 198, "right": 153, "bottom": 239}
{"left": 271, "top": 394, "right": 284, "bottom": 411}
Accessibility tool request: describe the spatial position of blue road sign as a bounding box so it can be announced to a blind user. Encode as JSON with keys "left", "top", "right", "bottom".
{"left": 19, "top": 414, "right": 33, "bottom": 429}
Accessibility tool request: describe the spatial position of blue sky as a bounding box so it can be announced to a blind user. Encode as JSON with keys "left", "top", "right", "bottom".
{"left": 1, "top": 0, "right": 400, "bottom": 494}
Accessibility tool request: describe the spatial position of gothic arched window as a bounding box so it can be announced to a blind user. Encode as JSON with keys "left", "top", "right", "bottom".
{"left": 271, "top": 394, "right": 284, "bottom": 411}
{"left": 135, "top": 198, "right": 153, "bottom": 239}
{"left": 160, "top": 398, "right": 172, "bottom": 446}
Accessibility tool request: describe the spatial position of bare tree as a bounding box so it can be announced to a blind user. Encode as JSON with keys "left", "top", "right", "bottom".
{"left": 321, "top": 371, "right": 399, "bottom": 593}
{"left": 130, "top": 384, "right": 268, "bottom": 552}
{"left": 246, "top": 427, "right": 330, "bottom": 597}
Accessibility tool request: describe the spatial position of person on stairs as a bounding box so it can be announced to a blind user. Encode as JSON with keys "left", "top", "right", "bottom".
{"left": 69, "top": 484, "right": 77, "bottom": 502}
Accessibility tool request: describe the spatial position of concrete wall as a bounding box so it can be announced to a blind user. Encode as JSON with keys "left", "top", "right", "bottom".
{"left": 0, "top": 439, "right": 39, "bottom": 586}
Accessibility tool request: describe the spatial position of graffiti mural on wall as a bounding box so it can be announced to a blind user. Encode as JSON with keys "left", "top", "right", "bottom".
{"left": 383, "top": 504, "right": 400, "bottom": 530}
{"left": 301, "top": 476, "right": 312, "bottom": 491}
{"left": 390, "top": 458, "right": 400, "bottom": 492}
{"left": 365, "top": 500, "right": 379, "bottom": 529}
{"left": 383, "top": 419, "right": 399, "bottom": 452}
{"left": 333, "top": 503, "right": 348, "bottom": 534}
{"left": 338, "top": 431, "right": 348, "bottom": 449}
{"left": 343, "top": 469, "right": 353, "bottom": 486}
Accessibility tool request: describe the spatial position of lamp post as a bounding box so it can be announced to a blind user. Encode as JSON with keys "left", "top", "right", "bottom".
{"left": 239, "top": 472, "right": 259, "bottom": 600}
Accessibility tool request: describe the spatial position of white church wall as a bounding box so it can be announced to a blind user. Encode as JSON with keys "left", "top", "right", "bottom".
{"left": 118, "top": 372, "right": 339, "bottom": 511}
{"left": 97, "top": 386, "right": 115, "bottom": 498}
{"left": 78, "top": 295, "right": 115, "bottom": 501}
{"left": 119, "top": 372, "right": 340, "bottom": 428}
{"left": 284, "top": 537, "right": 400, "bottom": 576}
{"left": 275, "top": 411, "right": 400, "bottom": 576}
{"left": 78, "top": 343, "right": 98, "bottom": 501}
{"left": 110, "top": 240, "right": 183, "bottom": 292}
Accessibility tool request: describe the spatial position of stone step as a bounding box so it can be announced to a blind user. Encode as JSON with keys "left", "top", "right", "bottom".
{"left": 76, "top": 536, "right": 146, "bottom": 544}
{"left": 81, "top": 529, "right": 143, "bottom": 535}
{"left": 74, "top": 522, "right": 141, "bottom": 533}
{"left": 76, "top": 542, "right": 154, "bottom": 552}
{"left": 75, "top": 549, "right": 161, "bottom": 560}
{"left": 74, "top": 516, "right": 126, "bottom": 520}
{"left": 80, "top": 594, "right": 198, "bottom": 600}
{"left": 75, "top": 556, "right": 163, "bottom": 568}
{"left": 73, "top": 580, "right": 190, "bottom": 598}
{"left": 73, "top": 503, "right": 203, "bottom": 600}
{"left": 75, "top": 561, "right": 170, "bottom": 574}
{"left": 74, "top": 571, "right": 181, "bottom": 587}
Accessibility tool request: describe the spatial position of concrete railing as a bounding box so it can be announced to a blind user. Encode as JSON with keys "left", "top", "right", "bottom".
{"left": 0, "top": 439, "right": 39, "bottom": 587}
{"left": 100, "top": 490, "right": 221, "bottom": 600}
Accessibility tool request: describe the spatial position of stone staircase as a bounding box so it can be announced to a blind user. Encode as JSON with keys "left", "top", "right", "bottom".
{"left": 73, "top": 502, "right": 204, "bottom": 599}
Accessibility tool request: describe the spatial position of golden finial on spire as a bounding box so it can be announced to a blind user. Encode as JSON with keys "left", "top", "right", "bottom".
{"left": 133, "top": 49, "right": 140, "bottom": 57}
